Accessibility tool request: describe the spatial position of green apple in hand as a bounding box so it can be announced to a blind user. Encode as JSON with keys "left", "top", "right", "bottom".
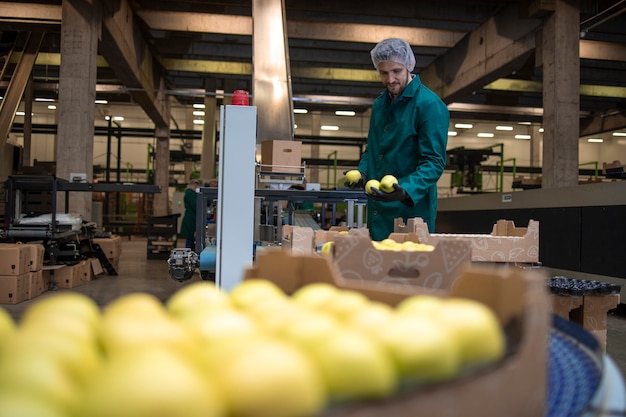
{"left": 379, "top": 175, "right": 398, "bottom": 193}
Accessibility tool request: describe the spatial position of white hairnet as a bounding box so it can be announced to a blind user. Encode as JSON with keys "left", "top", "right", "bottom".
{"left": 370, "top": 38, "right": 416, "bottom": 72}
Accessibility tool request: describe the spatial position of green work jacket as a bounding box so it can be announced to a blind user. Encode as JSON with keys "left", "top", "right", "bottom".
{"left": 179, "top": 188, "right": 198, "bottom": 239}
{"left": 358, "top": 75, "right": 449, "bottom": 241}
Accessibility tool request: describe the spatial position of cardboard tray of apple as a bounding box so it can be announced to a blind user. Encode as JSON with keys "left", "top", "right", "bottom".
{"left": 0, "top": 249, "right": 549, "bottom": 417}
{"left": 245, "top": 250, "right": 551, "bottom": 417}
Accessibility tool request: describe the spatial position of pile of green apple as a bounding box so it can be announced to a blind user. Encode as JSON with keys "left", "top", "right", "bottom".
{"left": 0, "top": 280, "right": 506, "bottom": 417}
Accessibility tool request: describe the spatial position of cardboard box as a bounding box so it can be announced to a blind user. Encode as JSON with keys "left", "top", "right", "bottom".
{"left": 394, "top": 218, "right": 539, "bottom": 263}
{"left": 331, "top": 233, "right": 472, "bottom": 292}
{"left": 243, "top": 250, "right": 550, "bottom": 417}
{"left": 0, "top": 273, "right": 29, "bottom": 304}
{"left": 90, "top": 258, "right": 104, "bottom": 278}
{"left": 261, "top": 140, "right": 302, "bottom": 173}
{"left": 51, "top": 261, "right": 90, "bottom": 289}
{"left": 0, "top": 243, "right": 31, "bottom": 275}
{"left": 93, "top": 235, "right": 122, "bottom": 265}
{"left": 282, "top": 225, "right": 315, "bottom": 254}
{"left": 23, "top": 243, "right": 45, "bottom": 271}
{"left": 28, "top": 269, "right": 47, "bottom": 299}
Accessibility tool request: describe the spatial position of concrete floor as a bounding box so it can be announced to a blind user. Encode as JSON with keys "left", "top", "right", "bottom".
{"left": 3, "top": 236, "right": 626, "bottom": 392}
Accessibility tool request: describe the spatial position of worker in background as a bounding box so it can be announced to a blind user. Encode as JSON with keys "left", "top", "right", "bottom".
{"left": 179, "top": 178, "right": 203, "bottom": 249}
{"left": 345, "top": 38, "right": 449, "bottom": 240}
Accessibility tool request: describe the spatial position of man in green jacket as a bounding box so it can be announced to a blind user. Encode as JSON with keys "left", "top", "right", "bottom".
{"left": 347, "top": 38, "right": 449, "bottom": 241}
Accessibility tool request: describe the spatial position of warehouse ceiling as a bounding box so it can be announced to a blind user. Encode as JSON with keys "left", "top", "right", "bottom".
{"left": 1, "top": 0, "right": 626, "bottom": 136}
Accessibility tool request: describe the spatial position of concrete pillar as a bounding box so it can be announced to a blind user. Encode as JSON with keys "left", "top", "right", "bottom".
{"left": 201, "top": 94, "right": 218, "bottom": 181}
{"left": 541, "top": 0, "right": 580, "bottom": 188}
{"left": 56, "top": 0, "right": 100, "bottom": 219}
{"left": 153, "top": 125, "right": 170, "bottom": 216}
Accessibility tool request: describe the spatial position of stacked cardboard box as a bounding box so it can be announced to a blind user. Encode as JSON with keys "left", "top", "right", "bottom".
{"left": 0, "top": 244, "right": 32, "bottom": 304}
{"left": 23, "top": 243, "right": 46, "bottom": 300}
{"left": 244, "top": 250, "right": 550, "bottom": 417}
{"left": 261, "top": 140, "right": 303, "bottom": 173}
{"left": 46, "top": 260, "right": 92, "bottom": 289}
{"left": 93, "top": 235, "right": 122, "bottom": 269}
{"left": 393, "top": 218, "right": 539, "bottom": 263}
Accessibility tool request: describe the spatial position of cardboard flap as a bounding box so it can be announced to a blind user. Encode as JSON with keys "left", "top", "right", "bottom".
{"left": 451, "top": 266, "right": 531, "bottom": 325}
{"left": 492, "top": 220, "right": 527, "bottom": 237}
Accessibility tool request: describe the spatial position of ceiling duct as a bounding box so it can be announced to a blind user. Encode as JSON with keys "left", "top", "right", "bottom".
{"left": 251, "top": 0, "right": 294, "bottom": 144}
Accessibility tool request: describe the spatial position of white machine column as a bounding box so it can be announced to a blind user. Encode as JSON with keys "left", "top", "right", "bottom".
{"left": 216, "top": 105, "right": 257, "bottom": 291}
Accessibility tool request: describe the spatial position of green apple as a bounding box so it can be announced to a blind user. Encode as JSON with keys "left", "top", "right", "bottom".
{"left": 291, "top": 282, "right": 340, "bottom": 312}
{"left": 379, "top": 175, "right": 398, "bottom": 193}
{"left": 345, "top": 301, "right": 394, "bottom": 338}
{"left": 216, "top": 338, "right": 326, "bottom": 417}
{"left": 435, "top": 298, "right": 505, "bottom": 366}
{"left": 77, "top": 347, "right": 225, "bottom": 417}
{"left": 322, "top": 289, "right": 370, "bottom": 322}
{"left": 396, "top": 294, "right": 445, "bottom": 317}
{"left": 20, "top": 292, "right": 101, "bottom": 330}
{"left": 228, "top": 279, "right": 287, "bottom": 310}
{"left": 0, "top": 307, "right": 15, "bottom": 350}
{"left": 0, "top": 392, "right": 67, "bottom": 417}
{"left": 379, "top": 315, "right": 460, "bottom": 383}
{"left": 166, "top": 281, "right": 231, "bottom": 318}
{"left": 182, "top": 308, "right": 262, "bottom": 346}
{"left": 365, "top": 179, "right": 380, "bottom": 195}
{"left": 306, "top": 329, "right": 396, "bottom": 401}
{"left": 345, "top": 170, "right": 362, "bottom": 184}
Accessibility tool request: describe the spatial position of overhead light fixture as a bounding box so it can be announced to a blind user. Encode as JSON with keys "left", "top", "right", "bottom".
{"left": 455, "top": 123, "right": 473, "bottom": 129}
{"left": 294, "top": 124, "right": 298, "bottom": 129}
{"left": 587, "top": 138, "right": 603, "bottom": 143}
{"left": 496, "top": 125, "right": 513, "bottom": 131}
{"left": 448, "top": 131, "right": 458, "bottom": 137}
{"left": 518, "top": 121, "right": 532, "bottom": 125}
{"left": 321, "top": 125, "right": 339, "bottom": 131}
{"left": 35, "top": 97, "right": 54, "bottom": 102}
{"left": 193, "top": 119, "right": 205, "bottom": 125}
{"left": 95, "top": 99, "right": 108, "bottom": 105}
{"left": 293, "top": 108, "right": 308, "bottom": 114}
{"left": 515, "top": 134, "right": 531, "bottom": 140}
{"left": 538, "top": 128, "right": 544, "bottom": 133}
{"left": 193, "top": 103, "right": 205, "bottom": 109}
{"left": 216, "top": 89, "right": 224, "bottom": 99}
{"left": 15, "top": 111, "right": 25, "bottom": 116}
{"left": 477, "top": 132, "right": 494, "bottom": 138}
{"left": 48, "top": 105, "right": 56, "bottom": 110}
{"left": 335, "top": 110, "right": 355, "bottom": 116}
{"left": 113, "top": 116, "right": 124, "bottom": 121}
{"left": 192, "top": 111, "right": 205, "bottom": 116}
{"left": 612, "top": 132, "right": 626, "bottom": 137}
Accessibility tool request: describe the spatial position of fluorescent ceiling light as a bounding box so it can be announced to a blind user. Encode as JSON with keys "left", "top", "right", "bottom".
{"left": 193, "top": 119, "right": 205, "bottom": 125}
{"left": 518, "top": 121, "right": 532, "bottom": 125}
{"left": 193, "top": 103, "right": 205, "bottom": 109}
{"left": 321, "top": 125, "right": 339, "bottom": 131}
{"left": 455, "top": 123, "right": 473, "bottom": 129}
{"left": 95, "top": 99, "right": 108, "bottom": 105}
{"left": 15, "top": 111, "right": 25, "bottom": 116}
{"left": 587, "top": 138, "right": 603, "bottom": 143}
{"left": 496, "top": 125, "right": 513, "bottom": 131}
{"left": 515, "top": 134, "right": 531, "bottom": 140}
{"left": 538, "top": 128, "right": 544, "bottom": 133}
{"left": 612, "top": 132, "right": 626, "bottom": 137}
{"left": 448, "top": 131, "right": 458, "bottom": 136}
{"left": 293, "top": 108, "right": 308, "bottom": 114}
{"left": 48, "top": 105, "right": 56, "bottom": 110}
{"left": 35, "top": 97, "right": 54, "bottom": 102}
{"left": 192, "top": 111, "right": 205, "bottom": 116}
{"left": 113, "top": 116, "right": 124, "bottom": 121}
{"left": 335, "top": 110, "right": 355, "bottom": 116}
{"left": 477, "top": 132, "right": 494, "bottom": 138}
{"left": 294, "top": 124, "right": 298, "bottom": 129}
